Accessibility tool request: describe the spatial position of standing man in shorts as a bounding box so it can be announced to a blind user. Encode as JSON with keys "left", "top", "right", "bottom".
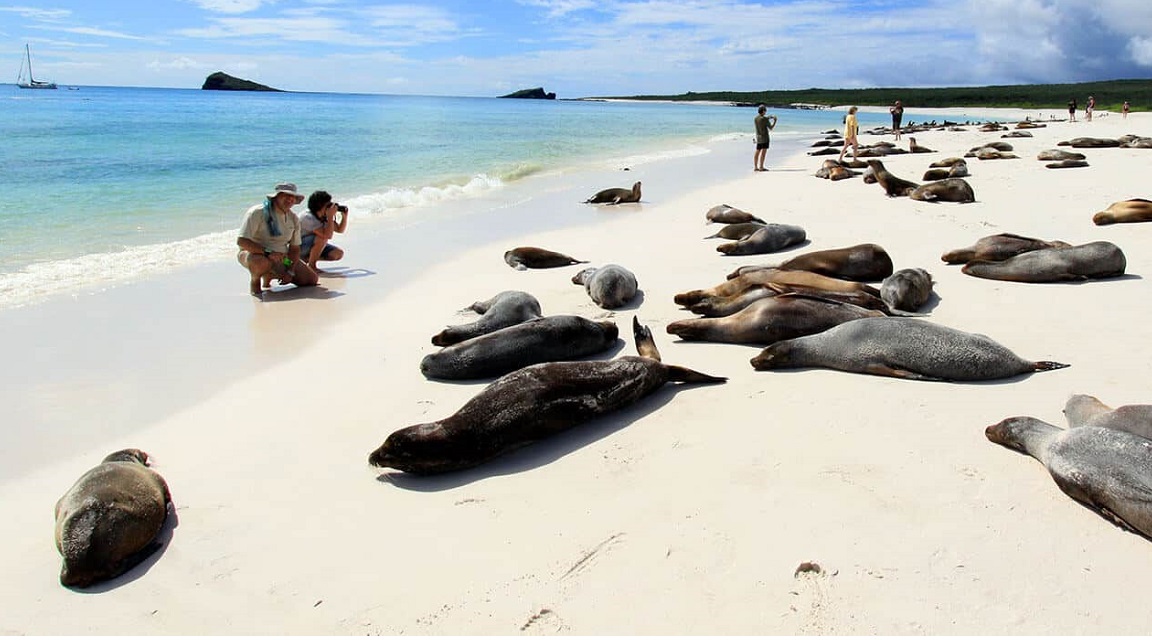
{"left": 753, "top": 105, "right": 778, "bottom": 172}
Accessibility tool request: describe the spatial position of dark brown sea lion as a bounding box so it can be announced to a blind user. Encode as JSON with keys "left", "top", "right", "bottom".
{"left": 929, "top": 157, "right": 967, "bottom": 168}
{"left": 750, "top": 316, "right": 1069, "bottom": 381}
{"left": 909, "top": 178, "right": 976, "bottom": 203}
{"left": 985, "top": 416, "right": 1152, "bottom": 540}
{"left": 941, "top": 233, "right": 1072, "bottom": 264}
{"left": 968, "top": 141, "right": 1013, "bottom": 153}
{"left": 961, "top": 241, "right": 1126, "bottom": 282}
{"left": 908, "top": 137, "right": 935, "bottom": 153}
{"left": 922, "top": 160, "right": 968, "bottom": 181}
{"left": 687, "top": 282, "right": 889, "bottom": 318}
{"left": 1092, "top": 198, "right": 1152, "bottom": 225}
{"left": 1037, "top": 149, "right": 1086, "bottom": 161}
{"left": 703, "top": 222, "right": 765, "bottom": 240}
{"left": 584, "top": 181, "right": 642, "bottom": 204}
{"left": 879, "top": 268, "right": 933, "bottom": 312}
{"left": 667, "top": 293, "right": 883, "bottom": 345}
{"left": 1058, "top": 137, "right": 1120, "bottom": 148}
{"left": 1064, "top": 394, "right": 1152, "bottom": 438}
{"left": 1001, "top": 131, "right": 1033, "bottom": 138}
{"left": 421, "top": 315, "right": 619, "bottom": 380}
{"left": 674, "top": 268, "right": 880, "bottom": 307}
{"left": 55, "top": 449, "right": 171, "bottom": 588}
{"left": 706, "top": 204, "right": 766, "bottom": 224}
{"left": 815, "top": 159, "right": 859, "bottom": 181}
{"left": 716, "top": 224, "right": 807, "bottom": 256}
{"left": 572, "top": 264, "right": 639, "bottom": 309}
{"left": 971, "top": 148, "right": 1019, "bottom": 160}
{"left": 1045, "top": 159, "right": 1089, "bottom": 169}
{"left": 865, "top": 160, "right": 919, "bottom": 197}
{"left": 431, "top": 290, "right": 542, "bottom": 347}
{"left": 1120, "top": 137, "right": 1152, "bottom": 149}
{"left": 369, "top": 317, "right": 725, "bottom": 475}
{"left": 1015, "top": 121, "right": 1044, "bottom": 129}
{"left": 979, "top": 123, "right": 1008, "bottom": 132}
{"left": 504, "top": 247, "right": 588, "bottom": 270}
{"left": 808, "top": 146, "right": 841, "bottom": 156}
{"left": 777, "top": 243, "right": 894, "bottom": 281}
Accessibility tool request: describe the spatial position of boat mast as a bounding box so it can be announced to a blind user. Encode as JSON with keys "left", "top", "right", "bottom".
{"left": 25, "top": 44, "right": 36, "bottom": 83}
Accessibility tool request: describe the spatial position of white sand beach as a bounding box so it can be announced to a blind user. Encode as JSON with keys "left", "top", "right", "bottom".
{"left": 5, "top": 108, "right": 1152, "bottom": 635}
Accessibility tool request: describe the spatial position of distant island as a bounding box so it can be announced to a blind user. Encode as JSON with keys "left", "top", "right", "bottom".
{"left": 201, "top": 72, "right": 282, "bottom": 92}
{"left": 500, "top": 87, "right": 556, "bottom": 100}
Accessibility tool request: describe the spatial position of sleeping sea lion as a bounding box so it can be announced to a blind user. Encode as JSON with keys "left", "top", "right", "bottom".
{"left": 909, "top": 178, "right": 976, "bottom": 203}
{"left": 706, "top": 204, "right": 766, "bottom": 225}
{"left": 584, "top": 181, "right": 642, "bottom": 204}
{"left": 1064, "top": 394, "right": 1152, "bottom": 439}
{"left": 1092, "top": 198, "right": 1152, "bottom": 225}
{"left": 941, "top": 233, "right": 1072, "bottom": 264}
{"left": 777, "top": 243, "right": 894, "bottom": 281}
{"left": 504, "top": 247, "right": 588, "bottom": 270}
{"left": 961, "top": 241, "right": 1126, "bottom": 282}
{"left": 879, "top": 268, "right": 933, "bottom": 312}
{"left": 865, "top": 160, "right": 919, "bottom": 197}
{"left": 1058, "top": 137, "right": 1120, "bottom": 148}
{"left": 716, "top": 224, "right": 807, "bottom": 256}
{"left": 929, "top": 157, "right": 967, "bottom": 168}
{"left": 688, "top": 282, "right": 889, "bottom": 318}
{"left": 667, "top": 293, "right": 883, "bottom": 345}
{"left": 703, "top": 222, "right": 765, "bottom": 240}
{"left": 674, "top": 268, "right": 880, "bottom": 307}
{"left": 922, "top": 160, "right": 968, "bottom": 181}
{"left": 572, "top": 264, "right": 639, "bottom": 309}
{"left": 1036, "top": 149, "right": 1086, "bottom": 161}
{"left": 431, "top": 290, "right": 543, "bottom": 347}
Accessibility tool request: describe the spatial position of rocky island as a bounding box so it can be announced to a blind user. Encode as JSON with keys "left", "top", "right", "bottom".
{"left": 499, "top": 87, "right": 556, "bottom": 100}
{"left": 201, "top": 72, "right": 282, "bottom": 92}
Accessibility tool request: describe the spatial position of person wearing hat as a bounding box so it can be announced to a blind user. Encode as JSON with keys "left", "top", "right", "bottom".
{"left": 236, "top": 182, "right": 319, "bottom": 297}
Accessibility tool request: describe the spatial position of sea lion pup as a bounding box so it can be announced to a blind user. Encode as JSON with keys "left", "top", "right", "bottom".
{"left": 749, "top": 316, "right": 1069, "bottom": 381}
{"left": 504, "top": 247, "right": 588, "bottom": 270}
{"left": 706, "top": 204, "right": 766, "bottom": 224}
{"left": 1120, "top": 137, "right": 1152, "bottom": 148}
{"left": 703, "top": 221, "right": 765, "bottom": 240}
{"left": 908, "top": 137, "right": 935, "bottom": 153}
{"left": 688, "top": 282, "right": 889, "bottom": 318}
{"left": 420, "top": 315, "right": 619, "bottom": 380}
{"left": 674, "top": 268, "right": 880, "bottom": 307}
{"left": 815, "top": 159, "right": 859, "bottom": 180}
{"left": 985, "top": 416, "right": 1152, "bottom": 540}
{"left": 572, "top": 264, "right": 639, "bottom": 309}
{"left": 922, "top": 160, "right": 969, "bottom": 181}
{"left": 1092, "top": 198, "right": 1152, "bottom": 225}
{"left": 55, "top": 449, "right": 172, "bottom": 588}
{"left": 909, "top": 178, "right": 976, "bottom": 203}
{"left": 431, "top": 290, "right": 543, "bottom": 347}
{"left": 1037, "top": 149, "right": 1087, "bottom": 161}
{"left": 970, "top": 148, "right": 1019, "bottom": 160}
{"left": 865, "top": 160, "right": 919, "bottom": 197}
{"left": 1045, "top": 159, "right": 1090, "bottom": 169}
{"left": 967, "top": 141, "right": 1013, "bottom": 153}
{"left": 880, "top": 268, "right": 934, "bottom": 312}
{"left": 716, "top": 223, "right": 807, "bottom": 256}
{"left": 1058, "top": 137, "right": 1120, "bottom": 148}
{"left": 370, "top": 317, "right": 726, "bottom": 475}
{"left": 1064, "top": 394, "right": 1152, "bottom": 439}
{"left": 777, "top": 243, "right": 894, "bottom": 281}
{"left": 960, "top": 241, "right": 1126, "bottom": 283}
{"left": 940, "top": 233, "right": 1072, "bottom": 264}
{"left": 667, "top": 293, "right": 884, "bottom": 345}
{"left": 584, "top": 181, "right": 642, "bottom": 205}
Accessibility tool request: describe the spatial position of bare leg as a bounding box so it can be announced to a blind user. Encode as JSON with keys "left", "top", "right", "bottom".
{"left": 238, "top": 251, "right": 275, "bottom": 297}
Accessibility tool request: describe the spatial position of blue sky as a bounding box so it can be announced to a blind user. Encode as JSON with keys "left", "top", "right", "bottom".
{"left": 4, "top": 0, "right": 1152, "bottom": 96}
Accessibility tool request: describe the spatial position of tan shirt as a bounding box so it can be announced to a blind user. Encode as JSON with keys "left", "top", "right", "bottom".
{"left": 238, "top": 202, "right": 301, "bottom": 253}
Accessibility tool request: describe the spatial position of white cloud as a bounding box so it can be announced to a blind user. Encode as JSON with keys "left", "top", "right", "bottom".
{"left": 517, "top": 0, "right": 598, "bottom": 18}
{"left": 1128, "top": 36, "right": 1152, "bottom": 66}
{"left": 49, "top": 26, "right": 151, "bottom": 41}
{"left": 184, "top": 0, "right": 272, "bottom": 14}
{"left": 147, "top": 56, "right": 206, "bottom": 70}
{"left": 0, "top": 6, "right": 70, "bottom": 20}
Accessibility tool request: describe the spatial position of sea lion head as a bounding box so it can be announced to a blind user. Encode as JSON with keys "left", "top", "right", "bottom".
{"left": 101, "top": 449, "right": 149, "bottom": 465}
{"left": 749, "top": 342, "right": 795, "bottom": 371}
{"left": 369, "top": 423, "right": 461, "bottom": 475}
{"left": 983, "top": 416, "right": 1035, "bottom": 452}
{"left": 571, "top": 267, "right": 597, "bottom": 285}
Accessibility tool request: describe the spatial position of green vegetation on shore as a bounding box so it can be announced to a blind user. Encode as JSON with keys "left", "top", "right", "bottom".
{"left": 594, "top": 79, "right": 1149, "bottom": 111}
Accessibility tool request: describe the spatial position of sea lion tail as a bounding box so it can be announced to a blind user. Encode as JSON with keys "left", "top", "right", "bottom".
{"left": 1034, "top": 361, "right": 1071, "bottom": 372}
{"left": 632, "top": 316, "right": 662, "bottom": 362}
{"left": 664, "top": 365, "right": 727, "bottom": 385}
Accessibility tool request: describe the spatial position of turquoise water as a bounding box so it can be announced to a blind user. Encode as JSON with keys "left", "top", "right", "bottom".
{"left": 1, "top": 86, "right": 931, "bottom": 307}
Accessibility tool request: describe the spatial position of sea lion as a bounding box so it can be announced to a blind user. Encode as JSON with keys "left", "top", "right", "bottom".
{"left": 1092, "top": 198, "right": 1152, "bottom": 225}
{"left": 941, "top": 233, "right": 1072, "bottom": 264}
{"left": 54, "top": 449, "right": 172, "bottom": 588}
{"left": 960, "top": 241, "right": 1126, "bottom": 282}
{"left": 985, "top": 416, "right": 1152, "bottom": 540}
{"left": 703, "top": 222, "right": 765, "bottom": 240}
{"left": 979, "top": 123, "right": 1008, "bottom": 132}
{"left": 880, "top": 268, "right": 934, "bottom": 312}
{"left": 1001, "top": 131, "right": 1034, "bottom": 138}
{"left": 1120, "top": 137, "right": 1152, "bottom": 149}
{"left": 504, "top": 247, "right": 588, "bottom": 270}
{"left": 1015, "top": 121, "right": 1044, "bottom": 129}
{"left": 584, "top": 181, "right": 642, "bottom": 204}
{"left": 706, "top": 204, "right": 766, "bottom": 225}
{"left": 1064, "top": 394, "right": 1152, "bottom": 439}
{"left": 909, "top": 178, "right": 976, "bottom": 203}
{"left": 369, "top": 317, "right": 726, "bottom": 475}
{"left": 777, "top": 243, "right": 894, "bottom": 281}
{"left": 929, "top": 157, "right": 967, "bottom": 168}
{"left": 667, "top": 293, "right": 884, "bottom": 345}
{"left": 815, "top": 160, "right": 859, "bottom": 181}
{"left": 431, "top": 290, "right": 543, "bottom": 347}
{"left": 1058, "top": 137, "right": 1120, "bottom": 148}
{"left": 969, "top": 141, "right": 1013, "bottom": 153}
{"left": 687, "top": 282, "right": 890, "bottom": 318}
{"left": 572, "top": 264, "right": 639, "bottom": 309}
{"left": 865, "top": 160, "right": 919, "bottom": 197}
{"left": 922, "top": 160, "right": 968, "bottom": 181}
{"left": 1045, "top": 159, "right": 1089, "bottom": 169}
{"left": 908, "top": 137, "right": 935, "bottom": 153}
{"left": 716, "top": 223, "right": 807, "bottom": 256}
{"left": 970, "top": 148, "right": 1019, "bottom": 160}
{"left": 750, "top": 316, "right": 1069, "bottom": 381}
{"left": 674, "top": 268, "right": 881, "bottom": 307}
{"left": 1037, "top": 149, "right": 1086, "bottom": 161}
{"left": 420, "top": 315, "right": 619, "bottom": 380}
{"left": 808, "top": 147, "right": 841, "bottom": 156}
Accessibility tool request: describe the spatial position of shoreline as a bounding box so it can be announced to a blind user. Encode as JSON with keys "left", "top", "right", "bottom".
{"left": 7, "top": 109, "right": 1152, "bottom": 633}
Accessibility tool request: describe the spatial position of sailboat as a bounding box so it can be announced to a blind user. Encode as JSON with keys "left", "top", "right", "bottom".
{"left": 16, "top": 44, "right": 57, "bottom": 90}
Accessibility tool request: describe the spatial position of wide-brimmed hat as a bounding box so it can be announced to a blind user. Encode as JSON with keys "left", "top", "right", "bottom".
{"left": 267, "top": 182, "right": 305, "bottom": 203}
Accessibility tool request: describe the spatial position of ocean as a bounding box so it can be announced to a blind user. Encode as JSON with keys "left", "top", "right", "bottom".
{"left": 2, "top": 85, "right": 941, "bottom": 309}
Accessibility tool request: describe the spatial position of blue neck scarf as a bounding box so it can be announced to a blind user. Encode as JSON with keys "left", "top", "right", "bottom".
{"left": 263, "top": 198, "right": 281, "bottom": 237}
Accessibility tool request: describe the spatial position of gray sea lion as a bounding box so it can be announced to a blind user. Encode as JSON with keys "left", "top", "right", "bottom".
{"left": 1058, "top": 137, "right": 1120, "bottom": 148}
{"left": 1120, "top": 137, "right": 1152, "bottom": 149}
{"left": 808, "top": 146, "right": 841, "bottom": 156}
{"left": 929, "top": 157, "right": 967, "bottom": 168}
{"left": 703, "top": 222, "right": 765, "bottom": 240}
{"left": 420, "top": 315, "right": 619, "bottom": 380}
{"left": 865, "top": 160, "right": 919, "bottom": 197}
{"left": 880, "top": 268, "right": 933, "bottom": 312}
{"left": 979, "top": 123, "right": 1008, "bottom": 132}
{"left": 971, "top": 148, "right": 1019, "bottom": 160}
{"left": 706, "top": 204, "right": 766, "bottom": 225}
{"left": 675, "top": 268, "right": 881, "bottom": 307}
{"left": 961, "top": 241, "right": 1126, "bottom": 282}
{"left": 1015, "top": 121, "right": 1044, "bottom": 129}
{"left": 750, "top": 316, "right": 1069, "bottom": 381}
{"left": 1037, "top": 149, "right": 1086, "bottom": 161}
{"left": 716, "top": 223, "right": 807, "bottom": 256}
{"left": 1001, "top": 130, "right": 1033, "bottom": 138}
{"left": 688, "top": 282, "right": 890, "bottom": 318}
{"left": 370, "top": 317, "right": 726, "bottom": 475}
{"left": 1045, "top": 159, "right": 1089, "bottom": 169}
{"left": 55, "top": 449, "right": 171, "bottom": 588}
{"left": 909, "top": 178, "right": 976, "bottom": 203}
{"left": 941, "top": 233, "right": 1072, "bottom": 264}
{"left": 1064, "top": 394, "right": 1152, "bottom": 439}
{"left": 584, "top": 181, "right": 642, "bottom": 204}
{"left": 431, "top": 290, "right": 543, "bottom": 347}
{"left": 504, "top": 247, "right": 588, "bottom": 270}
{"left": 908, "top": 137, "right": 935, "bottom": 153}
{"left": 777, "top": 243, "right": 894, "bottom": 281}
{"left": 969, "top": 141, "right": 1013, "bottom": 153}
{"left": 572, "top": 264, "right": 639, "bottom": 309}
{"left": 1093, "top": 198, "right": 1152, "bottom": 225}
{"left": 985, "top": 416, "right": 1152, "bottom": 540}
{"left": 667, "top": 293, "right": 884, "bottom": 345}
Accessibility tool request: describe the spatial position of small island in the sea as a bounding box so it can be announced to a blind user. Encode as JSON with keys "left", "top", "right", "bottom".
{"left": 500, "top": 87, "right": 556, "bottom": 100}
{"left": 201, "top": 72, "right": 282, "bottom": 92}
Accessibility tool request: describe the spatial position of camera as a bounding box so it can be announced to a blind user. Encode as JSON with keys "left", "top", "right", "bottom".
{"left": 335, "top": 204, "right": 348, "bottom": 214}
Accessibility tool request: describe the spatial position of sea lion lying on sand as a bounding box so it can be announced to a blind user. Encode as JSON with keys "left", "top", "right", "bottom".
{"left": 675, "top": 268, "right": 880, "bottom": 307}
{"left": 941, "top": 233, "right": 1072, "bottom": 264}
{"left": 431, "top": 290, "right": 543, "bottom": 347}
{"left": 1092, "top": 199, "right": 1152, "bottom": 225}
{"left": 584, "top": 181, "right": 642, "bottom": 204}
{"left": 961, "top": 241, "right": 1126, "bottom": 282}
{"left": 909, "top": 178, "right": 976, "bottom": 203}
{"left": 706, "top": 204, "right": 765, "bottom": 225}
{"left": 667, "top": 293, "right": 884, "bottom": 345}
{"left": 716, "top": 224, "right": 807, "bottom": 256}
{"left": 505, "top": 247, "right": 588, "bottom": 270}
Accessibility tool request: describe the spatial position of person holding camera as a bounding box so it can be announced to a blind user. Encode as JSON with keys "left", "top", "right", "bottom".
{"left": 300, "top": 190, "right": 350, "bottom": 271}
{"left": 236, "top": 182, "right": 319, "bottom": 297}
{"left": 753, "top": 105, "right": 777, "bottom": 172}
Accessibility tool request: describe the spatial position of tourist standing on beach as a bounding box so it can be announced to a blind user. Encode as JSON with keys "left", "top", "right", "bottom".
{"left": 300, "top": 190, "right": 349, "bottom": 270}
{"left": 889, "top": 100, "right": 904, "bottom": 141}
{"left": 1068, "top": 98, "right": 1077, "bottom": 121}
{"left": 236, "top": 182, "right": 319, "bottom": 297}
{"left": 753, "top": 105, "right": 777, "bottom": 172}
{"left": 838, "top": 106, "right": 859, "bottom": 163}
{"left": 1123, "top": 101, "right": 1130, "bottom": 118}
{"left": 1086, "top": 95, "right": 1096, "bottom": 121}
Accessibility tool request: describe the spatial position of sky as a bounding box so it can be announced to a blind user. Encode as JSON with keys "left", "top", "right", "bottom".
{"left": 3, "top": 0, "right": 1152, "bottom": 96}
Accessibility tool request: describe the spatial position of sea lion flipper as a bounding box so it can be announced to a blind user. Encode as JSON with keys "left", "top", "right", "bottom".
{"left": 1033, "top": 361, "right": 1071, "bottom": 372}
{"left": 863, "top": 363, "right": 943, "bottom": 381}
{"left": 664, "top": 364, "right": 727, "bottom": 385}
{"left": 632, "top": 316, "right": 662, "bottom": 362}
